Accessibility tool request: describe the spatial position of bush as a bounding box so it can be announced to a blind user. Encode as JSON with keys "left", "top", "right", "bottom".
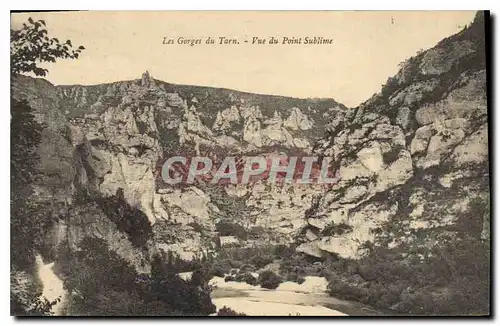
{"left": 216, "top": 306, "right": 246, "bottom": 316}
{"left": 187, "top": 222, "right": 204, "bottom": 233}
{"left": 97, "top": 188, "right": 152, "bottom": 247}
{"left": 224, "top": 275, "right": 235, "bottom": 282}
{"left": 210, "top": 260, "right": 231, "bottom": 278}
{"left": 323, "top": 235, "right": 490, "bottom": 315}
{"left": 229, "top": 260, "right": 243, "bottom": 269}
{"left": 239, "top": 264, "right": 256, "bottom": 273}
{"left": 258, "top": 270, "right": 282, "bottom": 289}
{"left": 395, "top": 290, "right": 435, "bottom": 315}
{"left": 11, "top": 289, "right": 60, "bottom": 316}
{"left": 249, "top": 255, "right": 274, "bottom": 269}
{"left": 235, "top": 272, "right": 258, "bottom": 286}
{"left": 61, "top": 237, "right": 215, "bottom": 316}
{"left": 216, "top": 221, "right": 248, "bottom": 240}
{"left": 248, "top": 226, "right": 265, "bottom": 240}
{"left": 244, "top": 274, "right": 258, "bottom": 286}
{"left": 382, "top": 146, "right": 404, "bottom": 165}
{"left": 273, "top": 244, "right": 296, "bottom": 259}
{"left": 285, "top": 272, "right": 306, "bottom": 285}
{"left": 327, "top": 279, "right": 367, "bottom": 302}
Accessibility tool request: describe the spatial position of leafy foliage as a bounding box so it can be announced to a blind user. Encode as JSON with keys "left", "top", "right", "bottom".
{"left": 325, "top": 238, "right": 490, "bottom": 315}
{"left": 11, "top": 17, "right": 86, "bottom": 316}
{"left": 235, "top": 272, "right": 258, "bottom": 286}
{"left": 58, "top": 237, "right": 215, "bottom": 316}
{"left": 11, "top": 18, "right": 84, "bottom": 76}
{"left": 382, "top": 145, "right": 404, "bottom": 166}
{"left": 257, "top": 270, "right": 282, "bottom": 289}
{"left": 216, "top": 306, "right": 247, "bottom": 316}
{"left": 215, "top": 221, "right": 248, "bottom": 240}
{"left": 11, "top": 292, "right": 60, "bottom": 316}
{"left": 11, "top": 99, "right": 46, "bottom": 270}
{"left": 97, "top": 188, "right": 152, "bottom": 247}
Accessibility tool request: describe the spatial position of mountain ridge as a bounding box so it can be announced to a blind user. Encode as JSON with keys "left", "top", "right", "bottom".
{"left": 10, "top": 11, "right": 490, "bottom": 316}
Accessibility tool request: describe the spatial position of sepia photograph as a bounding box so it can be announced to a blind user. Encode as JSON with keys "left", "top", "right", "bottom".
{"left": 10, "top": 10, "right": 490, "bottom": 317}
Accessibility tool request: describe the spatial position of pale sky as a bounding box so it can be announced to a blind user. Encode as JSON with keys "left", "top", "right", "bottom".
{"left": 11, "top": 11, "right": 476, "bottom": 107}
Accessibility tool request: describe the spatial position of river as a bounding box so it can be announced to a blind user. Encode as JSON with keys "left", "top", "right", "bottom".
{"left": 35, "top": 259, "right": 380, "bottom": 316}
{"left": 35, "top": 255, "right": 66, "bottom": 315}
{"left": 208, "top": 275, "right": 383, "bottom": 316}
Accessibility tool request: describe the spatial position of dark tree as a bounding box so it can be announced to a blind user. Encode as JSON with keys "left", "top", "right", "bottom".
{"left": 10, "top": 18, "right": 85, "bottom": 316}
{"left": 11, "top": 17, "right": 84, "bottom": 76}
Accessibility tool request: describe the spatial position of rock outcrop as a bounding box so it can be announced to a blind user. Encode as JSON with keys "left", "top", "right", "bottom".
{"left": 11, "top": 13, "right": 489, "bottom": 270}
{"left": 12, "top": 70, "right": 349, "bottom": 266}
{"left": 297, "top": 12, "right": 488, "bottom": 259}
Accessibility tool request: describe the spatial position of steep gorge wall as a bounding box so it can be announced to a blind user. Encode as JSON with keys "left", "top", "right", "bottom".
{"left": 297, "top": 12, "right": 489, "bottom": 259}
{"left": 12, "top": 69, "right": 348, "bottom": 267}
{"left": 11, "top": 12, "right": 489, "bottom": 270}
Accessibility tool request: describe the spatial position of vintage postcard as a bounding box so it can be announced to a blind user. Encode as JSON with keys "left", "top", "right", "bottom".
{"left": 10, "top": 11, "right": 490, "bottom": 316}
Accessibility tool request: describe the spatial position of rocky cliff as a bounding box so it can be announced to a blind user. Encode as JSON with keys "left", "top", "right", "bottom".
{"left": 11, "top": 12, "right": 489, "bottom": 273}
{"left": 12, "top": 68, "right": 348, "bottom": 267}
{"left": 297, "top": 11, "right": 489, "bottom": 260}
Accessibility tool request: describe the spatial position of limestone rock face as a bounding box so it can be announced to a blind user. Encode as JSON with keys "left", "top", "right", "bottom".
{"left": 54, "top": 203, "right": 150, "bottom": 273}
{"left": 213, "top": 105, "right": 241, "bottom": 131}
{"left": 12, "top": 75, "right": 77, "bottom": 220}
{"left": 298, "top": 14, "right": 489, "bottom": 259}
{"left": 12, "top": 14, "right": 488, "bottom": 268}
{"left": 284, "top": 107, "right": 314, "bottom": 130}
{"left": 13, "top": 70, "right": 349, "bottom": 264}
{"left": 211, "top": 105, "right": 318, "bottom": 149}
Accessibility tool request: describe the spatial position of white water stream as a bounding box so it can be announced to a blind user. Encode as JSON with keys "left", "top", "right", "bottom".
{"left": 35, "top": 255, "right": 66, "bottom": 316}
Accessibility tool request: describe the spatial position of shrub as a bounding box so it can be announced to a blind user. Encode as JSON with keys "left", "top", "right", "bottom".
{"left": 210, "top": 260, "right": 231, "bottom": 278}
{"left": 324, "top": 235, "right": 490, "bottom": 315}
{"left": 217, "top": 306, "right": 246, "bottom": 316}
{"left": 11, "top": 288, "right": 60, "bottom": 316}
{"left": 395, "top": 290, "right": 435, "bottom": 315}
{"left": 249, "top": 255, "right": 273, "bottom": 269}
{"left": 327, "top": 279, "right": 367, "bottom": 302}
{"left": 244, "top": 274, "right": 258, "bottom": 286}
{"left": 97, "top": 188, "right": 152, "bottom": 247}
{"left": 382, "top": 146, "right": 404, "bottom": 165}
{"left": 187, "top": 222, "right": 204, "bottom": 233}
{"left": 216, "top": 221, "right": 248, "bottom": 240}
{"left": 258, "top": 270, "right": 282, "bottom": 289}
{"left": 248, "top": 226, "right": 265, "bottom": 240}
{"left": 229, "top": 260, "right": 243, "bottom": 269}
{"left": 273, "top": 244, "right": 296, "bottom": 259}
{"left": 239, "top": 264, "right": 256, "bottom": 273}
{"left": 285, "top": 272, "right": 306, "bottom": 285}
{"left": 235, "top": 272, "right": 258, "bottom": 286}
{"left": 62, "top": 237, "right": 215, "bottom": 316}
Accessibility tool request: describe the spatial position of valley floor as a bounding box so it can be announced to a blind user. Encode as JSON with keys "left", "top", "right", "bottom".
{"left": 36, "top": 260, "right": 383, "bottom": 316}
{"left": 209, "top": 276, "right": 384, "bottom": 316}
